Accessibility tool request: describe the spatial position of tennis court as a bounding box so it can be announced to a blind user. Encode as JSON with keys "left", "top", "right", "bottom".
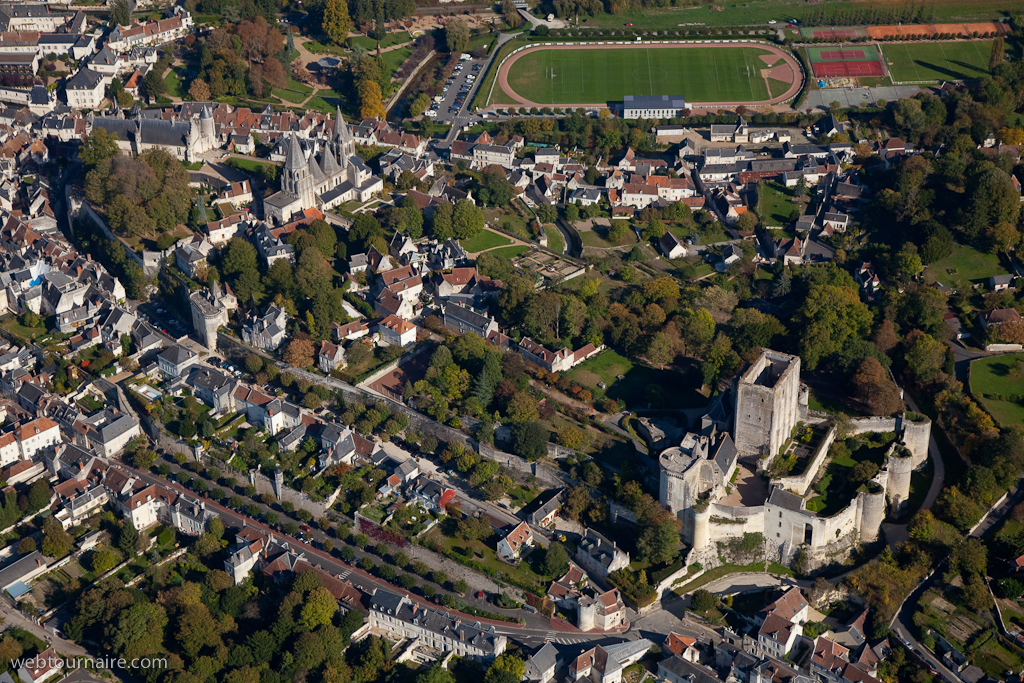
{"left": 812, "top": 61, "right": 885, "bottom": 78}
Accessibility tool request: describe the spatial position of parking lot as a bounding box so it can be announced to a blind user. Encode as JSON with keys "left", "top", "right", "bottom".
{"left": 137, "top": 301, "right": 189, "bottom": 341}
{"left": 430, "top": 56, "right": 486, "bottom": 122}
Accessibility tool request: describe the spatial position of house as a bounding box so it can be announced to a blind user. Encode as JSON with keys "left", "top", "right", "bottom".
{"left": 981, "top": 307, "right": 1022, "bottom": 330}
{"left": 577, "top": 587, "right": 627, "bottom": 631}
{"left": 990, "top": 274, "right": 1015, "bottom": 291}
{"left": 65, "top": 67, "right": 104, "bottom": 109}
{"left": 497, "top": 520, "right": 533, "bottom": 561}
{"left": 241, "top": 305, "right": 289, "bottom": 351}
{"left": 524, "top": 642, "right": 562, "bottom": 683}
{"left": 570, "top": 640, "right": 653, "bottom": 683}
{"left": 440, "top": 302, "right": 498, "bottom": 338}
{"left": 575, "top": 528, "right": 629, "bottom": 579}
{"left": 13, "top": 416, "right": 61, "bottom": 460}
{"left": 0, "top": 551, "right": 49, "bottom": 599}
{"left": 377, "top": 315, "right": 416, "bottom": 347}
{"left": 710, "top": 116, "right": 749, "bottom": 143}
{"left": 664, "top": 632, "right": 700, "bottom": 662}
{"left": 157, "top": 344, "right": 198, "bottom": 378}
{"left": 17, "top": 646, "right": 61, "bottom": 683}
{"left": 657, "top": 655, "right": 720, "bottom": 683}
{"left": 367, "top": 588, "right": 507, "bottom": 661}
{"left": 74, "top": 409, "right": 141, "bottom": 458}
{"left": 822, "top": 212, "right": 850, "bottom": 232}
{"left": 755, "top": 588, "right": 808, "bottom": 658}
{"left": 569, "top": 188, "right": 602, "bottom": 206}
{"left": 332, "top": 320, "right": 370, "bottom": 342}
{"left": 659, "top": 231, "right": 688, "bottom": 260}
{"left": 548, "top": 561, "right": 588, "bottom": 606}
{"left": 527, "top": 489, "right": 564, "bottom": 526}
{"left": 318, "top": 340, "right": 345, "bottom": 373}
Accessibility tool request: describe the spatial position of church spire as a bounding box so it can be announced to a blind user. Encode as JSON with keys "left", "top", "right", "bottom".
{"left": 284, "top": 132, "right": 305, "bottom": 171}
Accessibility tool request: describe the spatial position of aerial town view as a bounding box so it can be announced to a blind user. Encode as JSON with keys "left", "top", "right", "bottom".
{"left": 0, "top": 0, "right": 1021, "bottom": 682}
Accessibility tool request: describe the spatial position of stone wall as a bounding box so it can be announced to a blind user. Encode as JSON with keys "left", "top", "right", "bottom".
{"left": 248, "top": 468, "right": 327, "bottom": 518}
{"left": 773, "top": 423, "right": 837, "bottom": 497}
{"left": 847, "top": 413, "right": 931, "bottom": 469}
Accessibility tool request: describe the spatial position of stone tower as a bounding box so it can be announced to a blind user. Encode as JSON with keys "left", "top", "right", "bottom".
{"left": 280, "top": 133, "right": 316, "bottom": 209}
{"left": 199, "top": 104, "right": 215, "bottom": 144}
{"left": 189, "top": 282, "right": 235, "bottom": 351}
{"left": 734, "top": 349, "right": 801, "bottom": 462}
{"left": 332, "top": 106, "right": 355, "bottom": 164}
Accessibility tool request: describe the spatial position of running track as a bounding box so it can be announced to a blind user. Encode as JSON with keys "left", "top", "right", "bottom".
{"left": 496, "top": 42, "right": 803, "bottom": 109}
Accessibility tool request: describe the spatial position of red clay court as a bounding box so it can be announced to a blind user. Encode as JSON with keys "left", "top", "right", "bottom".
{"left": 812, "top": 61, "right": 885, "bottom": 78}
{"left": 812, "top": 28, "right": 859, "bottom": 39}
{"left": 817, "top": 49, "right": 867, "bottom": 60}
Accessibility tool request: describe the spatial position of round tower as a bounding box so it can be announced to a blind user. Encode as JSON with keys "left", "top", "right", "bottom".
{"left": 859, "top": 483, "right": 886, "bottom": 543}
{"left": 199, "top": 105, "right": 215, "bottom": 146}
{"left": 899, "top": 413, "right": 932, "bottom": 470}
{"left": 886, "top": 450, "right": 914, "bottom": 518}
{"left": 693, "top": 505, "right": 711, "bottom": 554}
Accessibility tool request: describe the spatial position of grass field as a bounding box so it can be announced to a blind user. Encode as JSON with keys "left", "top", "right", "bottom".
{"left": 381, "top": 47, "right": 414, "bottom": 79}
{"left": 882, "top": 41, "right": 992, "bottom": 82}
{"left": 459, "top": 228, "right": 516, "bottom": 253}
{"left": 579, "top": 0, "right": 1008, "bottom": 29}
{"left": 545, "top": 226, "right": 565, "bottom": 254}
{"left": 348, "top": 31, "right": 411, "bottom": 50}
{"left": 923, "top": 244, "right": 1008, "bottom": 290}
{"left": 758, "top": 181, "right": 800, "bottom": 227}
{"left": 567, "top": 348, "right": 705, "bottom": 408}
{"left": 504, "top": 46, "right": 778, "bottom": 104}
{"left": 970, "top": 354, "right": 1024, "bottom": 428}
{"left": 488, "top": 245, "right": 531, "bottom": 259}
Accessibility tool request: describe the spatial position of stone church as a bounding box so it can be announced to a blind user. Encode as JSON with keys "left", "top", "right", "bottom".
{"left": 264, "top": 108, "right": 383, "bottom": 225}
{"left": 89, "top": 104, "right": 220, "bottom": 162}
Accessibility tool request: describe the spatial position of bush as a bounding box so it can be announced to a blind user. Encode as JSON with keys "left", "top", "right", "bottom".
{"left": 691, "top": 589, "right": 716, "bottom": 613}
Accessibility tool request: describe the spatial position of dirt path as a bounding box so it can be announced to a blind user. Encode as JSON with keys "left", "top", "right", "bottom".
{"left": 495, "top": 41, "right": 803, "bottom": 109}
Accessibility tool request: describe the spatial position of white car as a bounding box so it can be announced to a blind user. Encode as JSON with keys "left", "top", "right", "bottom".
{"left": 767, "top": 19, "right": 776, "bottom": 23}
{"left": 425, "top": 109, "right": 437, "bottom": 117}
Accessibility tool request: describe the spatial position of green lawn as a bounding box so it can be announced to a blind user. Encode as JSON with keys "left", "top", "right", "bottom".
{"left": 581, "top": 226, "right": 637, "bottom": 248}
{"left": 164, "top": 66, "right": 185, "bottom": 98}
{"left": 806, "top": 434, "right": 893, "bottom": 516}
{"left": 758, "top": 181, "right": 800, "bottom": 227}
{"left": 882, "top": 40, "right": 992, "bottom": 83}
{"left": 381, "top": 47, "right": 414, "bottom": 79}
{"left": 970, "top": 354, "right": 1024, "bottom": 428}
{"left": 923, "top": 244, "right": 1008, "bottom": 290}
{"left": 426, "top": 528, "right": 548, "bottom": 592}
{"left": 673, "top": 562, "right": 794, "bottom": 595}
{"left": 226, "top": 157, "right": 280, "bottom": 175}
{"left": 567, "top": 348, "right": 705, "bottom": 409}
{"left": 488, "top": 245, "right": 530, "bottom": 259}
{"left": 0, "top": 316, "right": 48, "bottom": 342}
{"left": 579, "top": 0, "right": 1007, "bottom": 29}
{"left": 459, "top": 228, "right": 516, "bottom": 253}
{"left": 273, "top": 76, "right": 313, "bottom": 104}
{"left": 504, "top": 45, "right": 776, "bottom": 105}
{"left": 545, "top": 226, "right": 565, "bottom": 254}
{"left": 304, "top": 40, "right": 347, "bottom": 55}
{"left": 466, "top": 33, "right": 498, "bottom": 55}
{"left": 348, "top": 31, "right": 411, "bottom": 50}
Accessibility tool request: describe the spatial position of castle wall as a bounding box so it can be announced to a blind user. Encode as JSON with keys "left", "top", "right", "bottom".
{"left": 774, "top": 424, "right": 837, "bottom": 497}
{"left": 847, "top": 416, "right": 898, "bottom": 436}
{"left": 901, "top": 417, "right": 931, "bottom": 469}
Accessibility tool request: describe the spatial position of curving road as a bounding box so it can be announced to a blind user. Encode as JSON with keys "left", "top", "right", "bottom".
{"left": 496, "top": 41, "right": 803, "bottom": 109}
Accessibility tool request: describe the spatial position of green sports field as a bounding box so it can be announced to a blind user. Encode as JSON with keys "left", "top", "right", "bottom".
{"left": 807, "top": 45, "right": 880, "bottom": 62}
{"left": 504, "top": 46, "right": 785, "bottom": 105}
{"left": 882, "top": 40, "right": 992, "bottom": 82}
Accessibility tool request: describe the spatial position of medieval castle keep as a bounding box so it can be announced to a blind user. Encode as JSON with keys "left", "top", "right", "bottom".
{"left": 659, "top": 349, "right": 931, "bottom": 572}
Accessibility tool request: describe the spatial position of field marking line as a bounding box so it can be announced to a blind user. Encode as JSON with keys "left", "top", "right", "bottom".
{"left": 905, "top": 43, "right": 922, "bottom": 81}
{"left": 969, "top": 39, "right": 987, "bottom": 75}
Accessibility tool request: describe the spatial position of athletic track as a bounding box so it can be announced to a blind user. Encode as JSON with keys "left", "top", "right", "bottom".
{"left": 495, "top": 42, "right": 803, "bottom": 109}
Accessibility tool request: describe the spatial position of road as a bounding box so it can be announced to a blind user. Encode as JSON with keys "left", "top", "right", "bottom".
{"left": 891, "top": 483, "right": 1024, "bottom": 682}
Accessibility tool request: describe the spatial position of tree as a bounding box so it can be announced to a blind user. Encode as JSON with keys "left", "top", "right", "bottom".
{"left": 322, "top": 0, "right": 353, "bottom": 46}
{"left": 300, "top": 587, "right": 338, "bottom": 630}
{"left": 637, "top": 518, "right": 679, "bottom": 564}
{"left": 0, "top": 636, "right": 22, "bottom": 667}
{"left": 109, "top": 0, "right": 131, "bottom": 26}
{"left": 852, "top": 357, "right": 904, "bottom": 415}
{"left": 510, "top": 421, "right": 548, "bottom": 461}
{"left": 358, "top": 80, "right": 386, "bottom": 120}
{"left": 118, "top": 522, "right": 139, "bottom": 555}
{"left": 418, "top": 665, "right": 456, "bottom": 683}
{"left": 142, "top": 69, "right": 167, "bottom": 99}
{"left": 409, "top": 92, "right": 431, "bottom": 117}
{"left": 691, "top": 588, "right": 716, "bottom": 613}
{"left": 284, "top": 338, "right": 315, "bottom": 368}
{"left": 91, "top": 547, "right": 118, "bottom": 573}
{"left": 953, "top": 538, "right": 988, "bottom": 577}
{"left": 80, "top": 128, "right": 120, "bottom": 170}
{"left": 17, "top": 537, "right": 35, "bottom": 554}
{"left": 189, "top": 78, "right": 211, "bottom": 102}
{"left": 501, "top": 0, "right": 522, "bottom": 27}
{"left": 793, "top": 284, "right": 872, "bottom": 370}
{"left": 904, "top": 330, "right": 946, "bottom": 385}
{"left": 445, "top": 19, "right": 470, "bottom": 53}
{"left": 41, "top": 517, "right": 73, "bottom": 558}
{"left": 990, "top": 36, "right": 1005, "bottom": 70}
{"left": 452, "top": 199, "right": 484, "bottom": 239}
{"left": 542, "top": 542, "right": 569, "bottom": 576}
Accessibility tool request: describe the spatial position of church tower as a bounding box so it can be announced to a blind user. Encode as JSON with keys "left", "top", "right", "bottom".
{"left": 281, "top": 133, "right": 316, "bottom": 209}
{"left": 331, "top": 106, "right": 355, "bottom": 163}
